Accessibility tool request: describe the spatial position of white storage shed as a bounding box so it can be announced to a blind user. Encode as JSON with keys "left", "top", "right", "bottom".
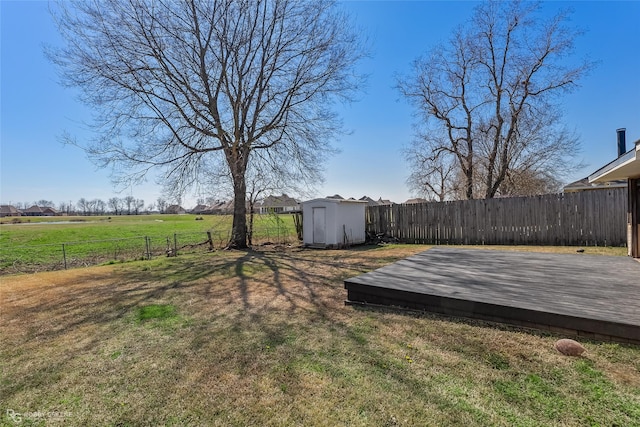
{"left": 302, "top": 198, "right": 367, "bottom": 248}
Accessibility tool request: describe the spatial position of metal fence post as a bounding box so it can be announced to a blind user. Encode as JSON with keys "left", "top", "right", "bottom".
{"left": 62, "top": 244, "right": 67, "bottom": 269}
{"left": 145, "top": 236, "right": 151, "bottom": 260}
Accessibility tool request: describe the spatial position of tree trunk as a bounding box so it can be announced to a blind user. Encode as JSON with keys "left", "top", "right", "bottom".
{"left": 229, "top": 174, "right": 248, "bottom": 249}
{"left": 465, "top": 170, "right": 474, "bottom": 199}
{"left": 247, "top": 199, "right": 255, "bottom": 246}
{"left": 464, "top": 154, "right": 474, "bottom": 200}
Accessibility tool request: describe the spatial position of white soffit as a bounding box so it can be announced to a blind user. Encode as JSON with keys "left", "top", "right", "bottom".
{"left": 589, "top": 145, "right": 640, "bottom": 183}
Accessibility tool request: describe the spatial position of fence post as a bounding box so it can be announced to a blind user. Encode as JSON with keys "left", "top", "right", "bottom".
{"left": 145, "top": 236, "right": 151, "bottom": 260}
{"left": 174, "top": 233, "right": 178, "bottom": 256}
{"left": 62, "top": 244, "right": 67, "bottom": 270}
{"left": 207, "top": 231, "right": 214, "bottom": 251}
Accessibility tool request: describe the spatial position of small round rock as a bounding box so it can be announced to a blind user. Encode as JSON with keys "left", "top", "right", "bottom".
{"left": 554, "top": 338, "right": 586, "bottom": 356}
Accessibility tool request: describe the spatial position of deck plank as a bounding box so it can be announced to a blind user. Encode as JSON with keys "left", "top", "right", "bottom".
{"left": 344, "top": 247, "right": 640, "bottom": 343}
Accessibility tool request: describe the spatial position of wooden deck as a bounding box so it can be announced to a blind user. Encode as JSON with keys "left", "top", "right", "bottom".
{"left": 344, "top": 247, "right": 640, "bottom": 344}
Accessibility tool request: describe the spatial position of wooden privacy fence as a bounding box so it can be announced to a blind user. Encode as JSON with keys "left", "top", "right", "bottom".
{"left": 366, "top": 189, "right": 628, "bottom": 246}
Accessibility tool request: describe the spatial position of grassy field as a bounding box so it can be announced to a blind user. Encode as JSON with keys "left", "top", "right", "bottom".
{"left": 0, "top": 214, "right": 297, "bottom": 245}
{"left": 1, "top": 245, "right": 638, "bottom": 426}
{"left": 0, "top": 214, "right": 298, "bottom": 273}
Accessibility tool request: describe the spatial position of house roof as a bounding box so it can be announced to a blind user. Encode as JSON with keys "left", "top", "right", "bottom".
{"left": 359, "top": 196, "right": 395, "bottom": 206}
{"left": 359, "top": 196, "right": 380, "bottom": 206}
{"left": 190, "top": 204, "right": 210, "bottom": 213}
{"left": 564, "top": 178, "right": 627, "bottom": 193}
{"left": 166, "top": 204, "right": 186, "bottom": 213}
{"left": 589, "top": 140, "right": 640, "bottom": 183}
{"left": 261, "top": 194, "right": 299, "bottom": 207}
{"left": 0, "top": 205, "right": 21, "bottom": 214}
{"left": 23, "top": 205, "right": 44, "bottom": 213}
{"left": 403, "top": 198, "right": 428, "bottom": 204}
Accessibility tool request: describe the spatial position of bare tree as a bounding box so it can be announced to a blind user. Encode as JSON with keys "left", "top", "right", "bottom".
{"left": 50, "top": 0, "right": 364, "bottom": 248}
{"left": 398, "top": 0, "right": 590, "bottom": 199}
{"left": 498, "top": 168, "right": 563, "bottom": 196}
{"left": 36, "top": 199, "right": 55, "bottom": 208}
{"left": 94, "top": 199, "right": 106, "bottom": 215}
{"left": 108, "top": 197, "right": 122, "bottom": 215}
{"left": 156, "top": 197, "right": 168, "bottom": 214}
{"left": 134, "top": 199, "right": 145, "bottom": 215}
{"left": 405, "top": 141, "right": 460, "bottom": 201}
{"left": 123, "top": 196, "right": 135, "bottom": 215}
{"left": 77, "top": 198, "right": 90, "bottom": 215}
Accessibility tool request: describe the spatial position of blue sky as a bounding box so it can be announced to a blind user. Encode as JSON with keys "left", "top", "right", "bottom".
{"left": 1, "top": 1, "right": 639, "bottom": 208}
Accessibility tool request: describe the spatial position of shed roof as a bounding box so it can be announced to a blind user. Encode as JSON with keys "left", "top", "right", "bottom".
{"left": 302, "top": 198, "right": 368, "bottom": 205}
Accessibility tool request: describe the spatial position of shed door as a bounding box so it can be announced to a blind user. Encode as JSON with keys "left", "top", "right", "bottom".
{"left": 312, "top": 207, "right": 326, "bottom": 245}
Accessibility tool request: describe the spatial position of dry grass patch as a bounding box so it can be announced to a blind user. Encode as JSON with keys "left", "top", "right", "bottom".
{"left": 1, "top": 245, "right": 639, "bottom": 426}
{"left": 448, "top": 244, "right": 628, "bottom": 257}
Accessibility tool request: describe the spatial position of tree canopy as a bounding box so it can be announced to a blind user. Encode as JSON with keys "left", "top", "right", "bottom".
{"left": 398, "top": 0, "right": 591, "bottom": 200}
{"left": 50, "top": 0, "right": 364, "bottom": 247}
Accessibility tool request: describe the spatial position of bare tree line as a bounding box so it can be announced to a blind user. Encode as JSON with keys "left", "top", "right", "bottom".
{"left": 7, "top": 196, "right": 175, "bottom": 216}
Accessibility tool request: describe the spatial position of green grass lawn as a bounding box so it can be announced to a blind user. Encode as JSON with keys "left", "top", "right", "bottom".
{"left": 0, "top": 214, "right": 298, "bottom": 273}
{"left": 0, "top": 214, "right": 296, "bottom": 245}
{"left": 1, "top": 245, "right": 639, "bottom": 426}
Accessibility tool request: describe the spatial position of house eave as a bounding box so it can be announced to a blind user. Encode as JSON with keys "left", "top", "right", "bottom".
{"left": 589, "top": 144, "right": 640, "bottom": 183}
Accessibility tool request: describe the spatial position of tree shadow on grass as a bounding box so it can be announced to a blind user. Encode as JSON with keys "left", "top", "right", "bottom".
{"left": 3, "top": 245, "right": 458, "bottom": 424}
{"left": 1, "top": 246, "right": 386, "bottom": 354}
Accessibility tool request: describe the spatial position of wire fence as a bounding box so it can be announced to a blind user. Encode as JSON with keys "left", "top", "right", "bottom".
{"left": 0, "top": 226, "right": 298, "bottom": 275}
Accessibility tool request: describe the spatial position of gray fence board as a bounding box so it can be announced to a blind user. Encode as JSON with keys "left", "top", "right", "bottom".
{"left": 366, "top": 189, "right": 627, "bottom": 246}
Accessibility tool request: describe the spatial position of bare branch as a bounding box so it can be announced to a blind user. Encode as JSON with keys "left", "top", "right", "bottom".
{"left": 398, "top": 0, "right": 592, "bottom": 199}
{"left": 49, "top": 0, "right": 365, "bottom": 247}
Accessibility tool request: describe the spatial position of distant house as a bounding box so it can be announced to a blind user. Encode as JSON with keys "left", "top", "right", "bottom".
{"left": 359, "top": 196, "right": 379, "bottom": 206}
{"left": 165, "top": 205, "right": 187, "bottom": 214}
{"left": 0, "top": 205, "right": 21, "bottom": 217}
{"left": 41, "top": 206, "right": 60, "bottom": 216}
{"left": 258, "top": 194, "right": 300, "bottom": 214}
{"left": 359, "top": 196, "right": 395, "bottom": 206}
{"left": 563, "top": 177, "right": 627, "bottom": 193}
{"left": 218, "top": 200, "right": 236, "bottom": 214}
{"left": 403, "top": 198, "right": 428, "bottom": 205}
{"left": 190, "top": 204, "right": 210, "bottom": 215}
{"left": 19, "top": 205, "right": 62, "bottom": 217}
{"left": 190, "top": 200, "right": 252, "bottom": 215}
{"left": 22, "top": 205, "right": 44, "bottom": 216}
